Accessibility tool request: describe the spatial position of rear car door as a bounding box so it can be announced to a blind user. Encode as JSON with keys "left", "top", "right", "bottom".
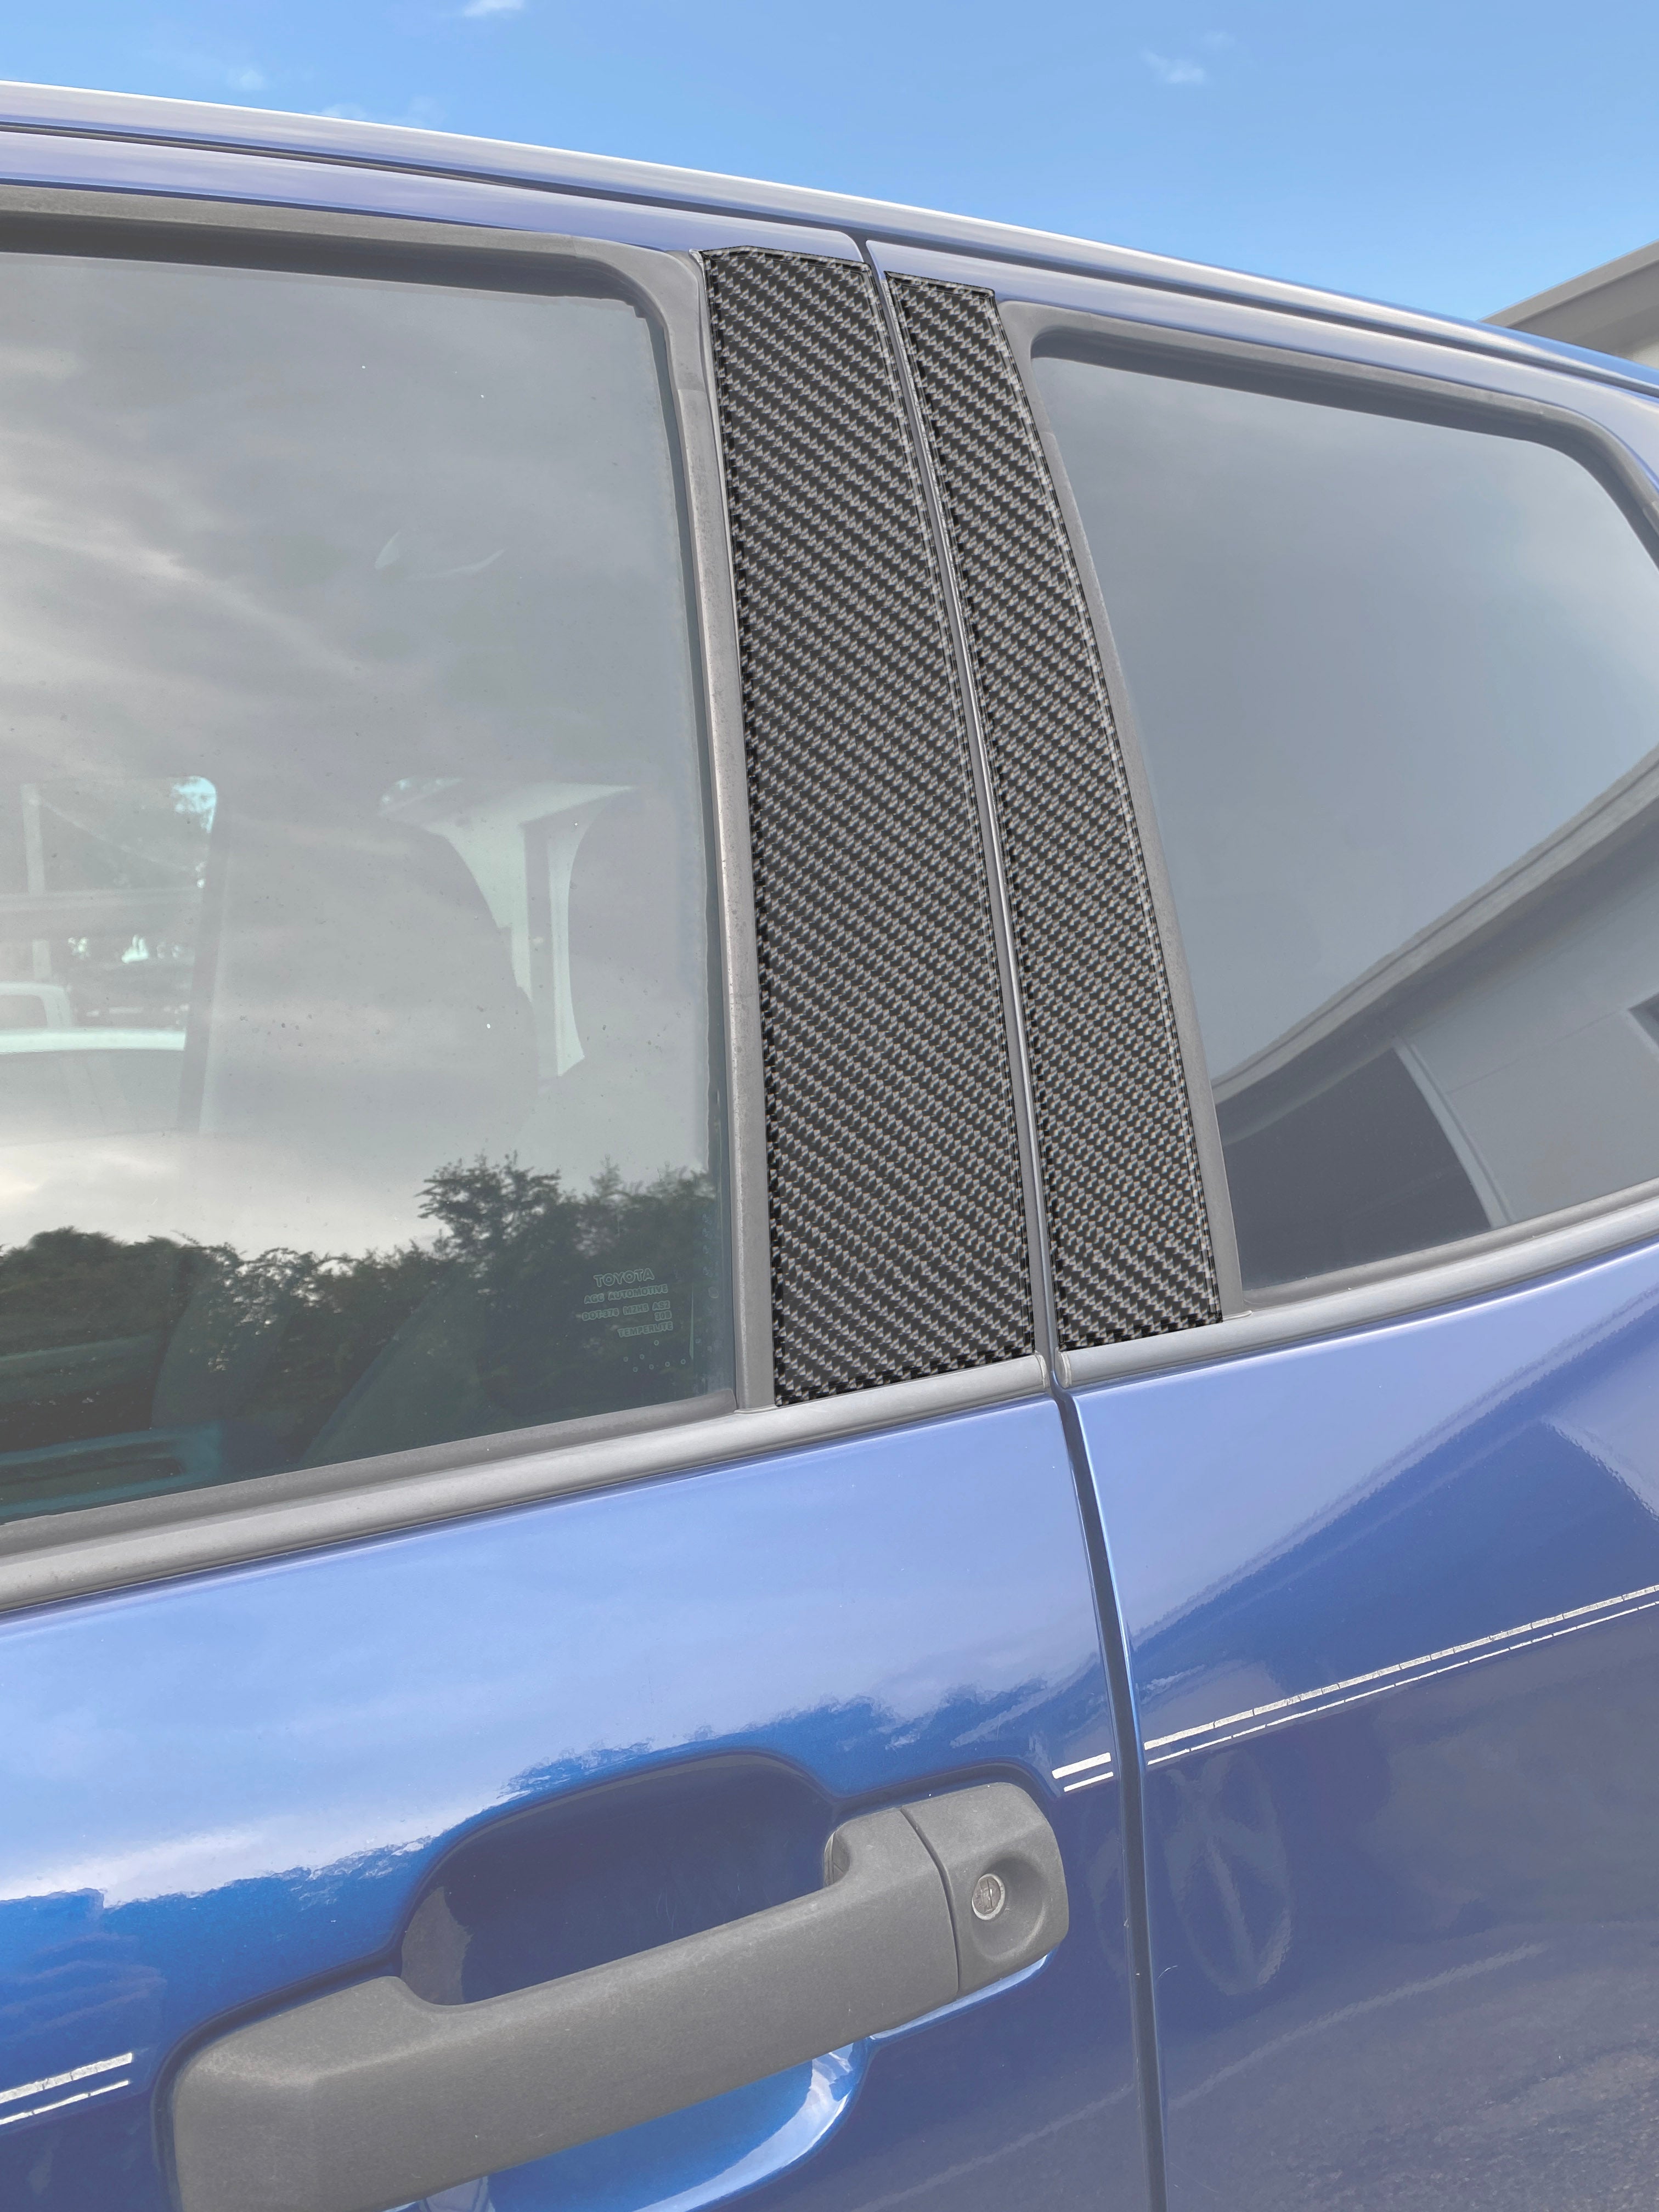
{"left": 0, "top": 173, "right": 1154, "bottom": 2212}
{"left": 872, "top": 246, "right": 1659, "bottom": 2208}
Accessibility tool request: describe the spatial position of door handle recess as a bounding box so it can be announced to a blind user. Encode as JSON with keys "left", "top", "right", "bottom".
{"left": 172, "top": 1778, "right": 1066, "bottom": 2212}
{"left": 169, "top": 1781, "right": 1066, "bottom": 2212}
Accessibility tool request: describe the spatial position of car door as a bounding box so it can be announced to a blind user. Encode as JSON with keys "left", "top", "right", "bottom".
{"left": 0, "top": 170, "right": 1155, "bottom": 2212}
{"left": 868, "top": 244, "right": 1659, "bottom": 2208}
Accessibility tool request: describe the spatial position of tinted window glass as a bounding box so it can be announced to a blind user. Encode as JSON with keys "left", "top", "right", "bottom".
{"left": 0, "top": 252, "right": 725, "bottom": 1522}
{"left": 1037, "top": 349, "right": 1659, "bottom": 1291}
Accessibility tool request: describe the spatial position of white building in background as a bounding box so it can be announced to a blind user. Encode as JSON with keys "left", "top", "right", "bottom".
{"left": 1492, "top": 240, "right": 1659, "bottom": 363}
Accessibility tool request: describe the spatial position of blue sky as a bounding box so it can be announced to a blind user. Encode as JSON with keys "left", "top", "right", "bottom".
{"left": 5, "top": 2, "right": 1658, "bottom": 322}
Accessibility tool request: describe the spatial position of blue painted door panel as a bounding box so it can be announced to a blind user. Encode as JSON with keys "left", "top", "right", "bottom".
{"left": 0, "top": 1395, "right": 1147, "bottom": 2212}
{"left": 1074, "top": 1234, "right": 1659, "bottom": 2210}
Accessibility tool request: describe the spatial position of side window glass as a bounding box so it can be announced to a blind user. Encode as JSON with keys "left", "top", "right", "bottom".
{"left": 1035, "top": 348, "right": 1659, "bottom": 1293}
{"left": 0, "top": 251, "right": 726, "bottom": 1525}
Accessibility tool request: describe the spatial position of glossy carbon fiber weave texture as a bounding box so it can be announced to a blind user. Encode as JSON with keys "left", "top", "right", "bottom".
{"left": 703, "top": 250, "right": 1032, "bottom": 1402}
{"left": 889, "top": 274, "right": 1219, "bottom": 1348}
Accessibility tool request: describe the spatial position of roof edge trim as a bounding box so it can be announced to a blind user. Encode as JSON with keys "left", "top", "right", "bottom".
{"left": 3, "top": 77, "right": 1655, "bottom": 392}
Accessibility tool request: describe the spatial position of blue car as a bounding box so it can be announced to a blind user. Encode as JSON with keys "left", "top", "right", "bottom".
{"left": 5, "top": 80, "right": 1659, "bottom": 2212}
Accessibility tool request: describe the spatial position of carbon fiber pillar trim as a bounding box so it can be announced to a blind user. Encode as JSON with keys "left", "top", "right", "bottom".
{"left": 889, "top": 275, "right": 1220, "bottom": 1349}
{"left": 703, "top": 250, "right": 1032, "bottom": 1402}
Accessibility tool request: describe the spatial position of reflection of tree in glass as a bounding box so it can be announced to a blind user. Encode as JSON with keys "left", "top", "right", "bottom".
{"left": 0, "top": 1159, "right": 718, "bottom": 1479}
{"left": 417, "top": 1158, "right": 717, "bottom": 1423}
{"left": 0, "top": 1227, "right": 211, "bottom": 1448}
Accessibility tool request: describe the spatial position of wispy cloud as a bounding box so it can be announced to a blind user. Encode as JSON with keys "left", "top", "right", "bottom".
{"left": 1143, "top": 49, "right": 1208, "bottom": 86}
{"left": 461, "top": 0, "right": 525, "bottom": 15}
{"left": 314, "top": 95, "right": 445, "bottom": 127}
{"left": 154, "top": 49, "right": 271, "bottom": 95}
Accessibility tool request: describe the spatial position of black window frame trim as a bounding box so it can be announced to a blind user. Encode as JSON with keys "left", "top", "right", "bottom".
{"left": 997, "top": 295, "right": 1659, "bottom": 1382}
{"left": 988, "top": 298, "right": 1244, "bottom": 1322}
{"left": 862, "top": 253, "right": 1060, "bottom": 1369}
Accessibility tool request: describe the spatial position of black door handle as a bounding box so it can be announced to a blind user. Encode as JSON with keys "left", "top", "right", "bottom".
{"left": 170, "top": 1780, "right": 1067, "bottom": 2212}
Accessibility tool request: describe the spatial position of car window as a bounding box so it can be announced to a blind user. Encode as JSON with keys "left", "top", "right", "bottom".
{"left": 0, "top": 250, "right": 725, "bottom": 1524}
{"left": 1035, "top": 348, "right": 1659, "bottom": 1293}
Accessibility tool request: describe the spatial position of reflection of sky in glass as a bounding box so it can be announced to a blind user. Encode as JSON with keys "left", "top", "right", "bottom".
{"left": 0, "top": 255, "right": 709, "bottom": 1255}
{"left": 1037, "top": 358, "right": 1659, "bottom": 1076}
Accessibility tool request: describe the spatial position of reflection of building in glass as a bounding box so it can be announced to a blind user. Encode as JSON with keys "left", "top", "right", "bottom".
{"left": 1218, "top": 746, "right": 1659, "bottom": 1285}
